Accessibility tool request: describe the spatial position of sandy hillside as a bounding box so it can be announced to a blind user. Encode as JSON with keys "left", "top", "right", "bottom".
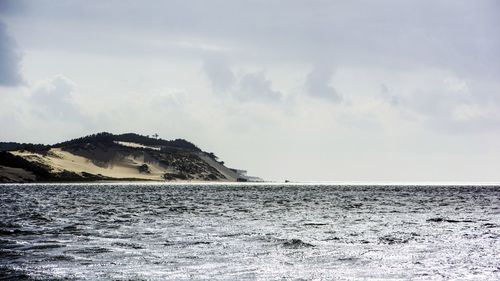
{"left": 11, "top": 148, "right": 171, "bottom": 181}
{"left": 197, "top": 152, "right": 239, "bottom": 181}
{"left": 0, "top": 132, "right": 258, "bottom": 182}
{"left": 7, "top": 145, "right": 238, "bottom": 182}
{"left": 114, "top": 141, "right": 161, "bottom": 151}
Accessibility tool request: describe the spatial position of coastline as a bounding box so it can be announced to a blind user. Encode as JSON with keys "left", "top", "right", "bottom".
{"left": 2, "top": 181, "right": 499, "bottom": 186}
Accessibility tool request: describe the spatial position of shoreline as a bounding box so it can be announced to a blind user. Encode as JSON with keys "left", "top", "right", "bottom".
{"left": 1, "top": 181, "right": 499, "bottom": 186}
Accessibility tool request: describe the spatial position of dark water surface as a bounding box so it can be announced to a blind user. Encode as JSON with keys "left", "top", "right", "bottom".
{"left": 0, "top": 183, "right": 499, "bottom": 280}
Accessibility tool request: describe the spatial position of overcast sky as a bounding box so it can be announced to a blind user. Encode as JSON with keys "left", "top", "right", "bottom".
{"left": 1, "top": 0, "right": 499, "bottom": 182}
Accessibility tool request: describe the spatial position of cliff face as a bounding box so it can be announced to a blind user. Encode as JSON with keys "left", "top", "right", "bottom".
{"left": 0, "top": 132, "right": 257, "bottom": 183}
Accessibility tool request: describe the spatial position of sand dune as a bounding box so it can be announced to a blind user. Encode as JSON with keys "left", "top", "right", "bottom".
{"left": 1, "top": 132, "right": 259, "bottom": 182}
{"left": 7, "top": 146, "right": 243, "bottom": 182}
{"left": 114, "top": 141, "right": 161, "bottom": 151}
{"left": 197, "top": 152, "right": 239, "bottom": 181}
{"left": 12, "top": 148, "right": 171, "bottom": 181}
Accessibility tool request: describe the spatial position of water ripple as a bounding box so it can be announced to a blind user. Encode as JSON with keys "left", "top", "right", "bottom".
{"left": 0, "top": 184, "right": 499, "bottom": 280}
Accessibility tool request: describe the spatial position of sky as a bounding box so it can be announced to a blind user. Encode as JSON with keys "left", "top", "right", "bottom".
{"left": 0, "top": 0, "right": 499, "bottom": 182}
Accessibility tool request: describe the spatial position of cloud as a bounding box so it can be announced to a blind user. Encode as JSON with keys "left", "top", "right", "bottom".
{"left": 202, "top": 53, "right": 235, "bottom": 94}
{"left": 379, "top": 84, "right": 399, "bottom": 106}
{"left": 386, "top": 74, "right": 500, "bottom": 133}
{"left": 8, "top": 0, "right": 499, "bottom": 79}
{"left": 0, "top": 19, "right": 23, "bottom": 86}
{"left": 0, "top": 0, "right": 25, "bottom": 16}
{"left": 30, "top": 75, "right": 84, "bottom": 121}
{"left": 149, "top": 89, "right": 186, "bottom": 109}
{"left": 305, "top": 63, "right": 342, "bottom": 102}
{"left": 0, "top": 74, "right": 94, "bottom": 143}
{"left": 234, "top": 72, "right": 282, "bottom": 103}
{"left": 2, "top": 0, "right": 500, "bottom": 180}
{"left": 202, "top": 54, "right": 282, "bottom": 103}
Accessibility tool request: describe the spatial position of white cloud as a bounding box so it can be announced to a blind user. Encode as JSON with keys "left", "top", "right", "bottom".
{"left": 30, "top": 75, "right": 84, "bottom": 121}
{"left": 444, "top": 77, "right": 468, "bottom": 93}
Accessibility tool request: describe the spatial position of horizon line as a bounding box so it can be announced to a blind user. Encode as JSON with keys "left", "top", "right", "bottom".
{"left": 1, "top": 181, "right": 499, "bottom": 186}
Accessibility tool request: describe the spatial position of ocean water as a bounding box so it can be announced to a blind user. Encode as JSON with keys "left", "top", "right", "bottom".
{"left": 0, "top": 183, "right": 499, "bottom": 280}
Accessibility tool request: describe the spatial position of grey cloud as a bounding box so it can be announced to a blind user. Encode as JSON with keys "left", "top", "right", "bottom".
{"left": 389, "top": 83, "right": 500, "bottom": 133}
{"left": 235, "top": 72, "right": 282, "bottom": 103}
{"left": 202, "top": 54, "right": 235, "bottom": 94}
{"left": 30, "top": 75, "right": 85, "bottom": 121}
{"left": 379, "top": 84, "right": 399, "bottom": 106}
{"left": 201, "top": 54, "right": 282, "bottom": 103}
{"left": 0, "top": 0, "right": 25, "bottom": 15}
{"left": 305, "top": 64, "right": 341, "bottom": 102}
{"left": 7, "top": 0, "right": 500, "bottom": 79}
{"left": 0, "top": 19, "right": 23, "bottom": 86}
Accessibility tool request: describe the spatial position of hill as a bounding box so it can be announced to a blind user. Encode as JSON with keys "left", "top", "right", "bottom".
{"left": 0, "top": 132, "right": 261, "bottom": 183}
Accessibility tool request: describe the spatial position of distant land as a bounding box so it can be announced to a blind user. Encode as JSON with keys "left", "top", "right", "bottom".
{"left": 0, "top": 132, "right": 262, "bottom": 183}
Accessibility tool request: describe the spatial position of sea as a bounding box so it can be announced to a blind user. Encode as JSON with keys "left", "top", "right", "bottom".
{"left": 0, "top": 183, "right": 499, "bottom": 280}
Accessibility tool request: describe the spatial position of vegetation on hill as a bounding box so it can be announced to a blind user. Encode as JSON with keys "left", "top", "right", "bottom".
{"left": 0, "top": 142, "right": 50, "bottom": 153}
{"left": 53, "top": 132, "right": 200, "bottom": 151}
{"left": 1, "top": 133, "right": 200, "bottom": 152}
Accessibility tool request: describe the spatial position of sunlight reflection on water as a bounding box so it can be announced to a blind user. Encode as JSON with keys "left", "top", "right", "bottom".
{"left": 0, "top": 183, "right": 499, "bottom": 280}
